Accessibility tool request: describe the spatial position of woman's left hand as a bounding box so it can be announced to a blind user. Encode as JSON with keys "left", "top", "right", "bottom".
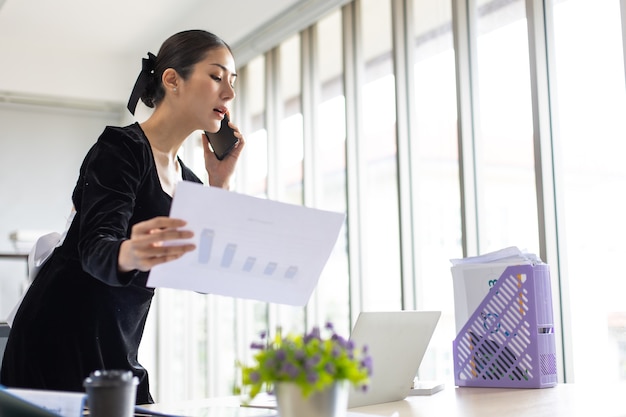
{"left": 203, "top": 117, "right": 245, "bottom": 189}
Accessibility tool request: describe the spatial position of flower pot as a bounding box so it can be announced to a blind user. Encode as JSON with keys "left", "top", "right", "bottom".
{"left": 275, "top": 380, "right": 349, "bottom": 417}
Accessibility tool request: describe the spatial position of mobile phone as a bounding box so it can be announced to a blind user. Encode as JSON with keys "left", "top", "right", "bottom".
{"left": 205, "top": 114, "right": 239, "bottom": 160}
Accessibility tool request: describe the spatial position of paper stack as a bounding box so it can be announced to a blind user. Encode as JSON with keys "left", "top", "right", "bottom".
{"left": 450, "top": 246, "right": 542, "bottom": 333}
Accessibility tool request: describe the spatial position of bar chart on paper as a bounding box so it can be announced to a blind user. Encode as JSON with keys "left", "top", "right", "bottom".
{"left": 147, "top": 181, "right": 345, "bottom": 306}
{"left": 195, "top": 228, "right": 300, "bottom": 281}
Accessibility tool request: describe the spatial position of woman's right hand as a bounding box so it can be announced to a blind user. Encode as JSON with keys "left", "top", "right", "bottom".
{"left": 203, "top": 116, "right": 245, "bottom": 189}
{"left": 118, "top": 216, "right": 196, "bottom": 272}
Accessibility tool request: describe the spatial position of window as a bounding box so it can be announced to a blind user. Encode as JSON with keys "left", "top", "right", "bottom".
{"left": 475, "top": 0, "right": 540, "bottom": 254}
{"left": 359, "top": 0, "right": 402, "bottom": 311}
{"left": 272, "top": 35, "right": 306, "bottom": 335}
{"left": 239, "top": 55, "right": 268, "bottom": 198}
{"left": 551, "top": 0, "right": 626, "bottom": 382}
{"left": 310, "top": 10, "right": 351, "bottom": 335}
{"left": 411, "top": 0, "right": 461, "bottom": 382}
{"left": 148, "top": 0, "right": 626, "bottom": 400}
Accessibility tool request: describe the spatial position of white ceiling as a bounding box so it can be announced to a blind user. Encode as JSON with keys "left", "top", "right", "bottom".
{"left": 0, "top": 0, "right": 301, "bottom": 105}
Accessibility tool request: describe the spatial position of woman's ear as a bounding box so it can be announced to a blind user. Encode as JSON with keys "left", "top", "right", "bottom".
{"left": 162, "top": 68, "right": 179, "bottom": 92}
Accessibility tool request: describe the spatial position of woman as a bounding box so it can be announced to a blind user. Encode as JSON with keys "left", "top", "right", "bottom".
{"left": 0, "top": 29, "right": 244, "bottom": 404}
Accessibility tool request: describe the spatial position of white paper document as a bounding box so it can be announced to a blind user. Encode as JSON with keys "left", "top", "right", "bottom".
{"left": 2, "top": 387, "right": 87, "bottom": 417}
{"left": 147, "top": 181, "right": 345, "bottom": 306}
{"left": 450, "top": 246, "right": 543, "bottom": 333}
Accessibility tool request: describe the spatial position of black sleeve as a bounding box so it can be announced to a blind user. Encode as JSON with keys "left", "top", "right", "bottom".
{"left": 74, "top": 127, "right": 150, "bottom": 286}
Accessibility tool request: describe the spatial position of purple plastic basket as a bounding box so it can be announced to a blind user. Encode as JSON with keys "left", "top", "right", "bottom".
{"left": 453, "top": 264, "right": 558, "bottom": 388}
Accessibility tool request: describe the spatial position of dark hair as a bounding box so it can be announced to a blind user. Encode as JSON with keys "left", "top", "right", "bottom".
{"left": 141, "top": 30, "right": 232, "bottom": 108}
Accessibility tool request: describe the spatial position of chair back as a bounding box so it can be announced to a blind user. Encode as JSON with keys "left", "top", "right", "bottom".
{"left": 0, "top": 322, "right": 9, "bottom": 373}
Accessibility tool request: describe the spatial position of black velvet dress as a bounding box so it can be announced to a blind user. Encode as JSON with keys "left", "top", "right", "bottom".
{"left": 0, "top": 123, "right": 202, "bottom": 404}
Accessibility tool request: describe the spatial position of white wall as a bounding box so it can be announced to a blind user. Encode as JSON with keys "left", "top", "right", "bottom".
{"left": 0, "top": 101, "right": 124, "bottom": 318}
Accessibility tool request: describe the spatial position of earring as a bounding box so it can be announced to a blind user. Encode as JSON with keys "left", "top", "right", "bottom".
{"left": 173, "top": 87, "right": 177, "bottom": 92}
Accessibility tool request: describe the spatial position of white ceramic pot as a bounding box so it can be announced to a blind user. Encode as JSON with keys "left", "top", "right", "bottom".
{"left": 275, "top": 380, "right": 349, "bottom": 417}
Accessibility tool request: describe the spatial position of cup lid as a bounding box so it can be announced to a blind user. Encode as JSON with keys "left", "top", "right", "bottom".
{"left": 83, "top": 369, "right": 138, "bottom": 388}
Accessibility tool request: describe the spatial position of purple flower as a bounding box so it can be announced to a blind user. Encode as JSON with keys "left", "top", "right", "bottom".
{"left": 310, "top": 327, "right": 321, "bottom": 339}
{"left": 281, "top": 362, "right": 299, "bottom": 379}
{"left": 249, "top": 371, "right": 261, "bottom": 383}
{"left": 304, "top": 326, "right": 321, "bottom": 343}
{"left": 332, "top": 334, "right": 350, "bottom": 351}
{"left": 275, "top": 349, "right": 286, "bottom": 361}
{"left": 250, "top": 342, "right": 265, "bottom": 350}
{"left": 325, "top": 362, "right": 336, "bottom": 374}
{"left": 361, "top": 356, "right": 373, "bottom": 375}
{"left": 306, "top": 371, "right": 319, "bottom": 384}
{"left": 305, "top": 355, "right": 321, "bottom": 368}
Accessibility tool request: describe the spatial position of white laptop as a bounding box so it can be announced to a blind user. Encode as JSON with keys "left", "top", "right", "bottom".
{"left": 347, "top": 310, "right": 441, "bottom": 408}
{"left": 238, "top": 310, "right": 441, "bottom": 412}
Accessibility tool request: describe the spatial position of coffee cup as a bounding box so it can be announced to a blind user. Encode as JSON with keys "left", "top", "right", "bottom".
{"left": 83, "top": 369, "right": 138, "bottom": 417}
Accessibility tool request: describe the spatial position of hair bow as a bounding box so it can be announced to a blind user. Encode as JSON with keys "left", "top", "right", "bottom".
{"left": 126, "top": 52, "right": 157, "bottom": 115}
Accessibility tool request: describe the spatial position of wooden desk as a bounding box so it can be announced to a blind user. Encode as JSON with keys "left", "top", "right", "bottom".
{"left": 143, "top": 383, "right": 626, "bottom": 417}
{"left": 351, "top": 383, "right": 626, "bottom": 417}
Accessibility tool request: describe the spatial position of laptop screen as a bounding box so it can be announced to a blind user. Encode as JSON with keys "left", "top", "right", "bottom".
{"left": 347, "top": 310, "right": 441, "bottom": 408}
